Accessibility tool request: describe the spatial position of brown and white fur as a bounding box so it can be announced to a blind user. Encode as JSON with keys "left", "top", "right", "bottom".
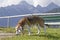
{"left": 15, "top": 16, "right": 46, "bottom": 35}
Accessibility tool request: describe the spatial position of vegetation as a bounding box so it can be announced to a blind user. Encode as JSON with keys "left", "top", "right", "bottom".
{"left": 0, "top": 27, "right": 15, "bottom": 33}
{"left": 0, "top": 27, "right": 60, "bottom": 40}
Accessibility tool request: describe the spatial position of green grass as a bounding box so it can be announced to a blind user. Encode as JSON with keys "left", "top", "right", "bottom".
{"left": 0, "top": 27, "right": 15, "bottom": 33}
{"left": 0, "top": 27, "right": 60, "bottom": 40}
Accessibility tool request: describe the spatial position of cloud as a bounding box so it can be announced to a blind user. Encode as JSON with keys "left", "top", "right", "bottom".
{"left": 0, "top": 0, "right": 22, "bottom": 7}
{"left": 25, "top": 0, "right": 52, "bottom": 7}
{"left": 33, "top": 0, "right": 39, "bottom": 7}
{"left": 25, "top": 0, "right": 34, "bottom": 5}
{"left": 52, "top": 0, "right": 60, "bottom": 6}
{"left": 0, "top": 0, "right": 4, "bottom": 3}
{"left": 33, "top": 0, "right": 60, "bottom": 7}
{"left": 0, "top": 0, "right": 60, "bottom": 7}
{"left": 38, "top": 0, "right": 52, "bottom": 7}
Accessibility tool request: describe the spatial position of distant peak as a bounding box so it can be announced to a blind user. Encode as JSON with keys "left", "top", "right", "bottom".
{"left": 36, "top": 5, "right": 41, "bottom": 7}
{"left": 48, "top": 2, "right": 59, "bottom": 7}
{"left": 19, "top": 1, "right": 28, "bottom": 5}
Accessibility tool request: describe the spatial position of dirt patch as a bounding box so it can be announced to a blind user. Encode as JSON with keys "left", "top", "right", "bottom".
{"left": 0, "top": 33, "right": 15, "bottom": 39}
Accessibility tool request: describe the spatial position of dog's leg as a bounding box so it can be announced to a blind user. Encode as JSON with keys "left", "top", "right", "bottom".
{"left": 37, "top": 24, "right": 40, "bottom": 34}
{"left": 27, "top": 25, "right": 31, "bottom": 35}
{"left": 44, "top": 25, "right": 46, "bottom": 35}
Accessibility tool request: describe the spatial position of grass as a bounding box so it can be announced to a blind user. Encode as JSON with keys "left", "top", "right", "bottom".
{"left": 0, "top": 27, "right": 60, "bottom": 40}
{"left": 0, "top": 27, "right": 15, "bottom": 33}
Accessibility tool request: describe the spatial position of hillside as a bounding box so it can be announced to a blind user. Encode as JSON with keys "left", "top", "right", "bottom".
{"left": 47, "top": 7, "right": 60, "bottom": 13}
{"left": 0, "top": 1, "right": 59, "bottom": 16}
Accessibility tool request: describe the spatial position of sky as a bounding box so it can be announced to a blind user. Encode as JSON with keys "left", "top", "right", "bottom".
{"left": 0, "top": 0, "right": 60, "bottom": 7}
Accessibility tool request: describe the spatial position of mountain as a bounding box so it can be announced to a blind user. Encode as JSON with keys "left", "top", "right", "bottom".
{"left": 35, "top": 2, "right": 59, "bottom": 13}
{"left": 0, "top": 1, "right": 60, "bottom": 16}
{"left": 33, "top": 5, "right": 43, "bottom": 13}
{"left": 0, "top": 1, "right": 35, "bottom": 16}
{"left": 47, "top": 7, "right": 60, "bottom": 13}
{"left": 44, "top": 2, "right": 59, "bottom": 12}
{"left": 0, "top": 1, "right": 60, "bottom": 17}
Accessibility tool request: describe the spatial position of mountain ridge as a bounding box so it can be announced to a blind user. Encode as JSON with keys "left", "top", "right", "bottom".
{"left": 0, "top": 1, "right": 60, "bottom": 16}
